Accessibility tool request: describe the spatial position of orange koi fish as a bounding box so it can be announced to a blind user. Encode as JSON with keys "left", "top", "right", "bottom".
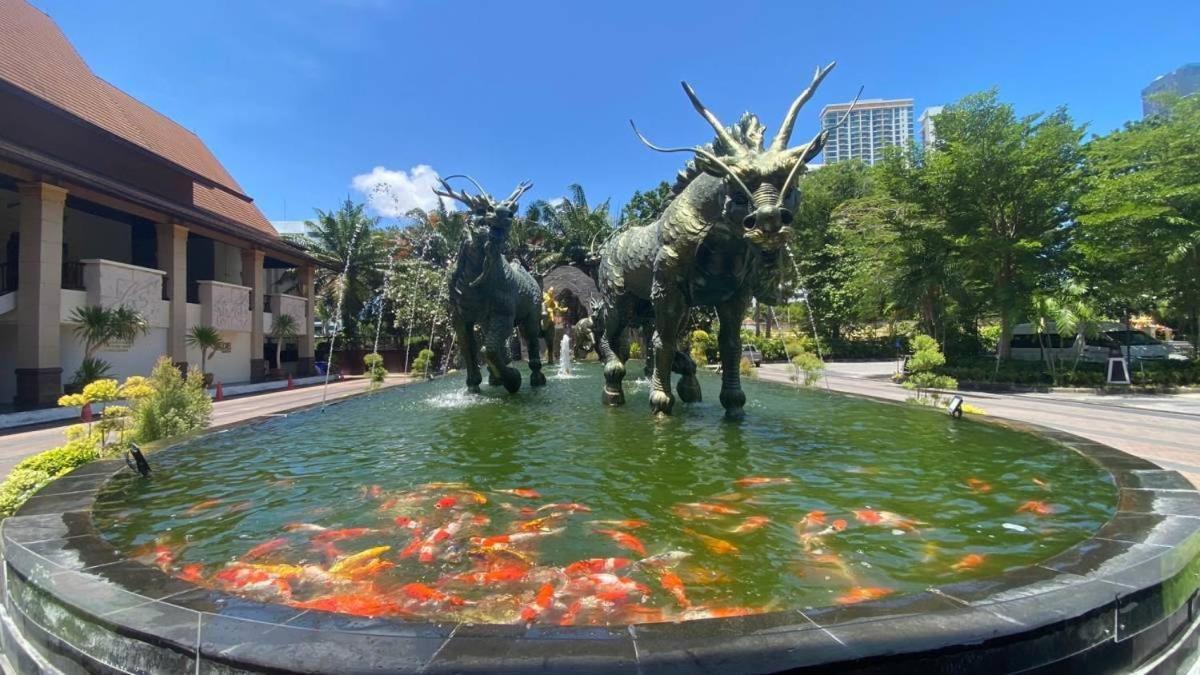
{"left": 681, "top": 528, "right": 739, "bottom": 555}
{"left": 435, "top": 496, "right": 459, "bottom": 510}
{"left": 447, "top": 565, "right": 528, "bottom": 586}
{"left": 283, "top": 523, "right": 327, "bottom": 533}
{"left": 1017, "top": 500, "right": 1053, "bottom": 516}
{"left": 186, "top": 499, "right": 222, "bottom": 515}
{"left": 292, "top": 593, "right": 411, "bottom": 618}
{"left": 854, "top": 509, "right": 924, "bottom": 531}
{"left": 730, "top": 516, "right": 770, "bottom": 534}
{"left": 835, "top": 586, "right": 894, "bottom": 605}
{"left": 312, "top": 527, "right": 375, "bottom": 543}
{"left": 733, "top": 476, "right": 792, "bottom": 488}
{"left": 520, "top": 583, "right": 557, "bottom": 623}
{"left": 564, "top": 558, "right": 632, "bottom": 576}
{"left": 952, "top": 553, "right": 986, "bottom": 571}
{"left": 536, "top": 502, "right": 591, "bottom": 513}
{"left": 227, "top": 501, "right": 253, "bottom": 513}
{"left": 243, "top": 538, "right": 288, "bottom": 560}
{"left": 179, "top": 563, "right": 206, "bottom": 584}
{"left": 637, "top": 550, "right": 692, "bottom": 567}
{"left": 800, "top": 510, "right": 826, "bottom": 529}
{"left": 680, "top": 606, "right": 765, "bottom": 620}
{"left": 593, "top": 529, "right": 647, "bottom": 556}
{"left": 966, "top": 477, "right": 992, "bottom": 493}
{"left": 401, "top": 582, "right": 466, "bottom": 607}
{"left": 470, "top": 527, "right": 566, "bottom": 549}
{"left": 854, "top": 509, "right": 883, "bottom": 525}
{"left": 659, "top": 570, "right": 690, "bottom": 608}
{"left": 496, "top": 488, "right": 541, "bottom": 499}
{"left": 586, "top": 519, "right": 648, "bottom": 530}
{"left": 516, "top": 514, "right": 566, "bottom": 532}
{"left": 417, "top": 515, "right": 470, "bottom": 563}
{"left": 328, "top": 546, "right": 391, "bottom": 575}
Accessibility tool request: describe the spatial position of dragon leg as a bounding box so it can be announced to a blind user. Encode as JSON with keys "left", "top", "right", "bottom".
{"left": 482, "top": 317, "right": 522, "bottom": 393}
{"left": 717, "top": 299, "right": 749, "bottom": 420}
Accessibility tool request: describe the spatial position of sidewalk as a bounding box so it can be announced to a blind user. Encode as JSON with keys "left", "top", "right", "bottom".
{"left": 759, "top": 362, "right": 1200, "bottom": 486}
{"left": 0, "top": 376, "right": 412, "bottom": 478}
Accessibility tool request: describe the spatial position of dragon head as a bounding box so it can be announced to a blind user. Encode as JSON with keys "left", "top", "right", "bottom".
{"left": 433, "top": 176, "right": 533, "bottom": 287}
{"left": 631, "top": 62, "right": 860, "bottom": 250}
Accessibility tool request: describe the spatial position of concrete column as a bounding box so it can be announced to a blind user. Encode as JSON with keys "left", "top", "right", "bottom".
{"left": 297, "top": 264, "right": 316, "bottom": 376}
{"left": 242, "top": 248, "right": 266, "bottom": 382}
{"left": 14, "top": 182, "right": 67, "bottom": 408}
{"left": 155, "top": 222, "right": 188, "bottom": 369}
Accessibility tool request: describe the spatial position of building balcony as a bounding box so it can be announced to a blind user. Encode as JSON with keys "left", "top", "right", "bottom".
{"left": 265, "top": 293, "right": 308, "bottom": 335}
{"left": 197, "top": 280, "right": 251, "bottom": 333}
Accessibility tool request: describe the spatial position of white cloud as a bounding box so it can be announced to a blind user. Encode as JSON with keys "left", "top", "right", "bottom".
{"left": 351, "top": 165, "right": 455, "bottom": 218}
{"left": 270, "top": 220, "right": 308, "bottom": 234}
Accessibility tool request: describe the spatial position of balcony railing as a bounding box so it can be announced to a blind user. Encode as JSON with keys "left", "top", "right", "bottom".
{"left": 61, "top": 261, "right": 85, "bottom": 291}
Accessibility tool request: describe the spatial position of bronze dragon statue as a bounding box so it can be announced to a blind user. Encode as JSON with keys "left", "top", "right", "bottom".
{"left": 435, "top": 176, "right": 547, "bottom": 394}
{"left": 595, "top": 62, "right": 856, "bottom": 418}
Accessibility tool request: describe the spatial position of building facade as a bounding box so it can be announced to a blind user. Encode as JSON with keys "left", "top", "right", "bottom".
{"left": 819, "top": 98, "right": 914, "bottom": 165}
{"left": 0, "top": 0, "right": 320, "bottom": 408}
{"left": 1142, "top": 63, "right": 1200, "bottom": 117}
{"left": 919, "top": 105, "right": 944, "bottom": 150}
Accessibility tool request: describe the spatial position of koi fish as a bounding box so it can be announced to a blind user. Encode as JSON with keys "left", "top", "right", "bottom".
{"left": 237, "top": 563, "right": 306, "bottom": 580}
{"left": 678, "top": 565, "right": 731, "bottom": 585}
{"left": 342, "top": 558, "right": 395, "bottom": 581}
{"left": 447, "top": 565, "right": 528, "bottom": 586}
{"left": 312, "top": 527, "right": 375, "bottom": 543}
{"left": 471, "top": 527, "right": 566, "bottom": 549}
{"left": 520, "top": 583, "right": 557, "bottom": 623}
{"left": 678, "top": 502, "right": 741, "bottom": 515}
{"left": 496, "top": 488, "right": 541, "bottom": 499}
{"left": 800, "top": 510, "right": 826, "bottom": 529}
{"left": 637, "top": 550, "right": 692, "bottom": 568}
{"left": 854, "top": 509, "right": 882, "bottom": 525}
{"left": 227, "top": 501, "right": 253, "bottom": 513}
{"left": 586, "top": 519, "right": 648, "bottom": 530}
{"left": 809, "top": 552, "right": 858, "bottom": 583}
{"left": 283, "top": 523, "right": 327, "bottom": 533}
{"left": 966, "top": 477, "right": 992, "bottom": 493}
{"left": 1033, "top": 477, "right": 1050, "bottom": 490}
{"left": 393, "top": 516, "right": 424, "bottom": 532}
{"left": 422, "top": 482, "right": 470, "bottom": 490}
{"left": 593, "top": 529, "right": 647, "bottom": 556}
{"left": 462, "top": 490, "right": 489, "bottom": 505}
{"left": 417, "top": 515, "right": 471, "bottom": 563}
{"left": 567, "top": 574, "right": 651, "bottom": 604}
{"left": 186, "top": 499, "right": 221, "bottom": 515}
{"left": 1017, "top": 500, "right": 1053, "bottom": 516}
{"left": 952, "top": 553, "right": 986, "bottom": 571}
{"left": 435, "top": 496, "right": 459, "bottom": 510}
{"left": 565, "top": 558, "right": 632, "bottom": 576}
{"left": 681, "top": 528, "right": 739, "bottom": 555}
{"left": 362, "top": 485, "right": 384, "bottom": 499}
{"left": 713, "top": 491, "right": 750, "bottom": 502}
{"left": 243, "top": 538, "right": 288, "bottom": 560}
{"left": 328, "top": 546, "right": 391, "bottom": 575}
{"left": 516, "top": 514, "right": 566, "bottom": 532}
{"left": 733, "top": 476, "right": 792, "bottom": 488}
{"left": 854, "top": 509, "right": 924, "bottom": 531}
{"left": 659, "top": 570, "right": 690, "bottom": 608}
{"left": 835, "top": 586, "right": 894, "bottom": 605}
{"left": 730, "top": 516, "right": 770, "bottom": 534}
{"left": 179, "top": 563, "right": 206, "bottom": 584}
{"left": 292, "top": 593, "right": 411, "bottom": 618}
{"left": 401, "top": 582, "right": 466, "bottom": 607}
{"left": 536, "top": 502, "right": 591, "bottom": 513}
{"left": 679, "top": 606, "right": 764, "bottom": 620}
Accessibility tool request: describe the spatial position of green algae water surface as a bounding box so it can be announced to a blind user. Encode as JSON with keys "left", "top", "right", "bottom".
{"left": 94, "top": 365, "right": 1117, "bottom": 624}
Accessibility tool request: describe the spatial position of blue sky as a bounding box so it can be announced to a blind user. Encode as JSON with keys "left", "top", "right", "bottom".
{"left": 31, "top": 0, "right": 1200, "bottom": 232}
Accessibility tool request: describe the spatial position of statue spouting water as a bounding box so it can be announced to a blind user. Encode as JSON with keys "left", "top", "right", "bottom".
{"left": 594, "top": 62, "right": 857, "bottom": 418}
{"left": 434, "top": 176, "right": 546, "bottom": 394}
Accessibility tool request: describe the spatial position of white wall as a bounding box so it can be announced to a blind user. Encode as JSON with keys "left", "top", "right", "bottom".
{"left": 184, "top": 302, "right": 250, "bottom": 384}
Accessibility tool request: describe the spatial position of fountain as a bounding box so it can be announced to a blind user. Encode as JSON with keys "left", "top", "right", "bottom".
{"left": 557, "top": 332, "right": 573, "bottom": 377}
{"left": 2, "top": 67, "right": 1199, "bottom": 675}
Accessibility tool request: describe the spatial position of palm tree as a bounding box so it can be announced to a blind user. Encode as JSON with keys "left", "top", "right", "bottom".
{"left": 529, "top": 184, "right": 615, "bottom": 268}
{"left": 283, "top": 199, "right": 383, "bottom": 342}
{"left": 186, "top": 325, "right": 223, "bottom": 382}
{"left": 270, "top": 313, "right": 299, "bottom": 374}
{"left": 70, "top": 305, "right": 150, "bottom": 385}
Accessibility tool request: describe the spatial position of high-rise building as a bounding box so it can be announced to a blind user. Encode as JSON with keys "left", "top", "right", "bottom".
{"left": 1142, "top": 63, "right": 1200, "bottom": 117}
{"left": 819, "top": 98, "right": 913, "bottom": 165}
{"left": 919, "top": 106, "right": 944, "bottom": 150}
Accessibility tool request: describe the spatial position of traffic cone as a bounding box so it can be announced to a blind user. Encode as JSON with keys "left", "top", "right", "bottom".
{"left": 287, "top": 373, "right": 294, "bottom": 390}
{"left": 80, "top": 402, "right": 93, "bottom": 422}
{"left": 215, "top": 382, "right": 224, "bottom": 402}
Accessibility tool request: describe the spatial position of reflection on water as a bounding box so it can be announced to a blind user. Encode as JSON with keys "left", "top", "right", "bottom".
{"left": 93, "top": 365, "right": 1116, "bottom": 625}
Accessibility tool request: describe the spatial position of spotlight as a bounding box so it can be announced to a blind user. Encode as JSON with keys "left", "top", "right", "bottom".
{"left": 947, "top": 395, "right": 964, "bottom": 419}
{"left": 126, "top": 443, "right": 151, "bottom": 477}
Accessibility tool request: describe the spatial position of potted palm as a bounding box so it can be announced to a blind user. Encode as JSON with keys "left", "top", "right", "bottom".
{"left": 185, "top": 324, "right": 223, "bottom": 387}
{"left": 69, "top": 305, "right": 149, "bottom": 391}
{"left": 269, "top": 313, "right": 299, "bottom": 379}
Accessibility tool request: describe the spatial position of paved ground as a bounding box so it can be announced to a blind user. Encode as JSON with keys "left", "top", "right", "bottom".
{"left": 760, "top": 361, "right": 1200, "bottom": 486}
{"left": 0, "top": 376, "right": 412, "bottom": 477}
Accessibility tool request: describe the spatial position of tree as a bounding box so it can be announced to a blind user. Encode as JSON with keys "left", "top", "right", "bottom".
{"left": 1077, "top": 96, "right": 1200, "bottom": 357}
{"left": 270, "top": 313, "right": 299, "bottom": 372}
{"left": 69, "top": 305, "right": 150, "bottom": 385}
{"left": 529, "top": 184, "right": 615, "bottom": 267}
{"left": 185, "top": 325, "right": 223, "bottom": 379}
{"left": 923, "top": 90, "right": 1085, "bottom": 358}
{"left": 285, "top": 200, "right": 384, "bottom": 341}
{"left": 619, "top": 181, "right": 672, "bottom": 227}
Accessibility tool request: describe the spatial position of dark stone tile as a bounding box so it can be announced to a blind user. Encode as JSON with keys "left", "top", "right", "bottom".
{"left": 31, "top": 472, "right": 111, "bottom": 498}
{"left": 1113, "top": 581, "right": 1194, "bottom": 644}
{"left": 198, "top": 612, "right": 450, "bottom": 674}
{"left": 427, "top": 622, "right": 639, "bottom": 675}
{"left": 4, "top": 542, "right": 64, "bottom": 588}
{"left": 820, "top": 604, "right": 1024, "bottom": 665}
{"left": 82, "top": 560, "right": 198, "bottom": 600}
{"left": 16, "top": 489, "right": 98, "bottom": 517}
{"left": 164, "top": 587, "right": 306, "bottom": 624}
{"left": 1094, "top": 513, "right": 1200, "bottom": 547}
{"left": 58, "top": 459, "right": 124, "bottom": 478}
{"left": 1077, "top": 445, "right": 1162, "bottom": 471}
{"left": 2, "top": 513, "right": 71, "bottom": 545}
{"left": 1038, "top": 537, "right": 1167, "bottom": 578}
{"left": 966, "top": 578, "right": 1120, "bottom": 660}
{"left": 933, "top": 564, "right": 1087, "bottom": 605}
{"left": 23, "top": 535, "right": 123, "bottom": 572}
{"left": 1124, "top": 470, "right": 1198, "bottom": 491}
{"left": 803, "top": 591, "right": 964, "bottom": 628}
{"left": 1120, "top": 488, "right": 1200, "bottom": 518}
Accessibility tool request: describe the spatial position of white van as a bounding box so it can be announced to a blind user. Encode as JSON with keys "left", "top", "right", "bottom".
{"left": 1008, "top": 322, "right": 1182, "bottom": 363}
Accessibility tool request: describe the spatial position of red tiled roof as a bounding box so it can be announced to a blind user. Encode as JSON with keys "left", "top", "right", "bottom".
{"left": 0, "top": 0, "right": 278, "bottom": 238}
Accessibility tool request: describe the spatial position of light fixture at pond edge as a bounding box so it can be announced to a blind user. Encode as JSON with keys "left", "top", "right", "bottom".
{"left": 126, "top": 444, "right": 151, "bottom": 477}
{"left": 947, "top": 395, "right": 964, "bottom": 419}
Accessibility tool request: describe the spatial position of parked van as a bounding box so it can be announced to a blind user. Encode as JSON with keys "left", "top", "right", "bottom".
{"left": 1008, "top": 322, "right": 1182, "bottom": 363}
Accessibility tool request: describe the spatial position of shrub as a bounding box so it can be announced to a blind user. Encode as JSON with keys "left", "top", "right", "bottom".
{"left": 740, "top": 356, "right": 754, "bottom": 377}
{"left": 790, "top": 351, "right": 825, "bottom": 387}
{"left": 364, "top": 352, "right": 387, "bottom": 384}
{"left": 14, "top": 425, "right": 102, "bottom": 476}
{"left": 131, "top": 357, "right": 212, "bottom": 444}
{"left": 690, "top": 330, "right": 715, "bottom": 365}
{"left": 901, "top": 334, "right": 957, "bottom": 405}
{"left": 0, "top": 468, "right": 53, "bottom": 518}
{"left": 411, "top": 349, "right": 435, "bottom": 378}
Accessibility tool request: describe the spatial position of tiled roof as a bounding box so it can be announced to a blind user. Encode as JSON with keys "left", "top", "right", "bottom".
{"left": 0, "top": 0, "right": 278, "bottom": 238}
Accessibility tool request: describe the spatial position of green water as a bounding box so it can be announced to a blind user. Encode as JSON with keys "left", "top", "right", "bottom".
{"left": 93, "top": 364, "right": 1116, "bottom": 624}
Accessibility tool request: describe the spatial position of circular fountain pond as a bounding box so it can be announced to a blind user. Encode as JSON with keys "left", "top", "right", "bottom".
{"left": 4, "top": 366, "right": 1200, "bottom": 674}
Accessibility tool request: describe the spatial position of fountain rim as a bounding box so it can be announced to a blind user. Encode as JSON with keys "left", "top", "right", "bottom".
{"left": 3, "top": 376, "right": 1199, "bottom": 674}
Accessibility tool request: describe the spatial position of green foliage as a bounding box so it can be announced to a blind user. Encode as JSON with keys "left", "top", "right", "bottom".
{"left": 689, "top": 330, "right": 715, "bottom": 365}
{"left": 628, "top": 341, "right": 642, "bottom": 359}
{"left": 619, "top": 181, "right": 672, "bottom": 227}
{"left": 937, "top": 357, "right": 1200, "bottom": 388}
{"left": 739, "top": 356, "right": 754, "bottom": 377}
{"left": 70, "top": 356, "right": 112, "bottom": 387}
{"left": 364, "top": 352, "right": 387, "bottom": 384}
{"left": 271, "top": 313, "right": 300, "bottom": 370}
{"left": 0, "top": 468, "right": 52, "bottom": 518}
{"left": 411, "top": 348, "right": 435, "bottom": 378}
{"left": 0, "top": 424, "right": 105, "bottom": 517}
{"left": 186, "top": 324, "right": 223, "bottom": 375}
{"left": 902, "top": 334, "right": 957, "bottom": 404}
{"left": 130, "top": 357, "right": 212, "bottom": 444}
{"left": 789, "top": 351, "right": 825, "bottom": 387}
{"left": 527, "top": 184, "right": 616, "bottom": 267}
{"left": 68, "top": 304, "right": 150, "bottom": 385}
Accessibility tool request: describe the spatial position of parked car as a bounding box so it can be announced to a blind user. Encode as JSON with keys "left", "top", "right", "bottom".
{"left": 1008, "top": 322, "right": 1186, "bottom": 363}
{"left": 742, "top": 345, "right": 762, "bottom": 367}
